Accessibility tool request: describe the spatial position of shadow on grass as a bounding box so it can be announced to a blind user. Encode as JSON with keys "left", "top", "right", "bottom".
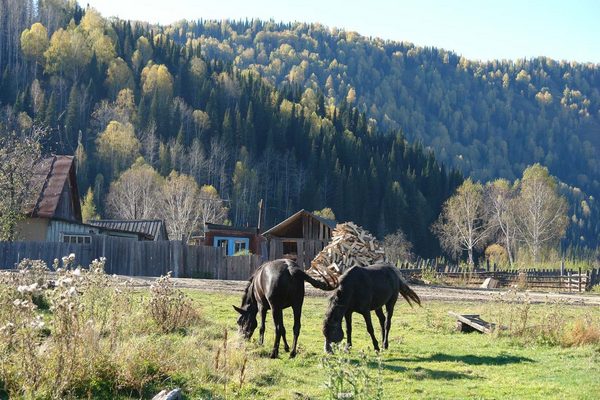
{"left": 388, "top": 352, "right": 534, "bottom": 366}
{"left": 377, "top": 364, "right": 475, "bottom": 380}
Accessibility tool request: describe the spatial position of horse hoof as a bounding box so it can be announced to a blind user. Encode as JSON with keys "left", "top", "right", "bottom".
{"left": 284, "top": 345, "right": 290, "bottom": 352}
{"left": 270, "top": 352, "right": 278, "bottom": 359}
{"left": 290, "top": 351, "right": 297, "bottom": 358}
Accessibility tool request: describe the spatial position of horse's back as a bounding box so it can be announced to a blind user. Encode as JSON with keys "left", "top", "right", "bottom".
{"left": 340, "top": 264, "right": 400, "bottom": 310}
{"left": 255, "top": 259, "right": 304, "bottom": 308}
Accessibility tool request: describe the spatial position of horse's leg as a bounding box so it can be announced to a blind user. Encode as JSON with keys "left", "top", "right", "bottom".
{"left": 270, "top": 307, "right": 283, "bottom": 358}
{"left": 362, "top": 311, "right": 380, "bottom": 352}
{"left": 384, "top": 302, "right": 396, "bottom": 350}
{"left": 375, "top": 308, "right": 386, "bottom": 346}
{"left": 344, "top": 310, "right": 353, "bottom": 351}
{"left": 289, "top": 302, "right": 302, "bottom": 358}
{"left": 258, "top": 305, "right": 268, "bottom": 345}
{"left": 280, "top": 313, "right": 290, "bottom": 353}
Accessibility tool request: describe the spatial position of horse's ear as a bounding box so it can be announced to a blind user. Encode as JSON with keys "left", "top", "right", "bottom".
{"left": 233, "top": 305, "right": 245, "bottom": 314}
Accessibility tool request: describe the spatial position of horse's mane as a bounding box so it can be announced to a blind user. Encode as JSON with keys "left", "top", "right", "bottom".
{"left": 240, "top": 275, "right": 255, "bottom": 308}
{"left": 323, "top": 289, "right": 347, "bottom": 329}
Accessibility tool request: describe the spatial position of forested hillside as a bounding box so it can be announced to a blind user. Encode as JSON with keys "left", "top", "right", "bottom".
{"left": 160, "top": 18, "right": 600, "bottom": 248}
{"left": 0, "top": 1, "right": 463, "bottom": 256}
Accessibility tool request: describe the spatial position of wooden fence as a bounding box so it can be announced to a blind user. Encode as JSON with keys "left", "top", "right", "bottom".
{"left": 397, "top": 260, "right": 600, "bottom": 292}
{"left": 0, "top": 236, "right": 264, "bottom": 281}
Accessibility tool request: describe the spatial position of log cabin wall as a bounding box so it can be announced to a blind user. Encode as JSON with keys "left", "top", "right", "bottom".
{"left": 264, "top": 210, "right": 335, "bottom": 269}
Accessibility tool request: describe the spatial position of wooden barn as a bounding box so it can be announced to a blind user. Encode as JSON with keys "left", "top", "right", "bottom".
{"left": 263, "top": 209, "right": 336, "bottom": 269}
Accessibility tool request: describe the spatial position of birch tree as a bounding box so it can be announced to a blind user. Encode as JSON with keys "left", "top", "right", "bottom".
{"left": 106, "top": 159, "right": 163, "bottom": 220}
{"left": 514, "top": 164, "right": 568, "bottom": 263}
{"left": 432, "top": 178, "right": 491, "bottom": 265}
{"left": 383, "top": 228, "right": 413, "bottom": 265}
{"left": 198, "top": 185, "right": 228, "bottom": 228}
{"left": 485, "top": 179, "right": 517, "bottom": 266}
{"left": 161, "top": 171, "right": 200, "bottom": 242}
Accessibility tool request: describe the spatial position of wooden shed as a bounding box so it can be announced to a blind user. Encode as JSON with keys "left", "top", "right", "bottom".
{"left": 262, "top": 209, "right": 336, "bottom": 269}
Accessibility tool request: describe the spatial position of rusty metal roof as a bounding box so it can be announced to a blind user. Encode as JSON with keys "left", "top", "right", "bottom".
{"left": 88, "top": 219, "right": 168, "bottom": 241}
{"left": 28, "top": 155, "right": 81, "bottom": 221}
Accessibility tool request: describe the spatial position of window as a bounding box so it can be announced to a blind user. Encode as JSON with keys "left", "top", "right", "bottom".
{"left": 216, "top": 239, "right": 229, "bottom": 254}
{"left": 234, "top": 240, "right": 247, "bottom": 253}
{"left": 62, "top": 234, "right": 91, "bottom": 244}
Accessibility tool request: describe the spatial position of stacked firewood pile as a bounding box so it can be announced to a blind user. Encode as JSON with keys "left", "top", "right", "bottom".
{"left": 307, "top": 222, "right": 385, "bottom": 287}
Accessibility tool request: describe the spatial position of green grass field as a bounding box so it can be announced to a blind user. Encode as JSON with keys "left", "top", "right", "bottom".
{"left": 189, "top": 291, "right": 600, "bottom": 399}
{"left": 2, "top": 265, "right": 599, "bottom": 399}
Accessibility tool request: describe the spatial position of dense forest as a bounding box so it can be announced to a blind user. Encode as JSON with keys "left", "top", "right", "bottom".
{"left": 159, "top": 18, "right": 600, "bottom": 249}
{"left": 1, "top": 1, "right": 599, "bottom": 256}
{"left": 0, "top": 1, "right": 464, "bottom": 257}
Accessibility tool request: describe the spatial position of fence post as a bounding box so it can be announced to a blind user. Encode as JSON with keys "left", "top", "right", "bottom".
{"left": 578, "top": 267, "right": 582, "bottom": 292}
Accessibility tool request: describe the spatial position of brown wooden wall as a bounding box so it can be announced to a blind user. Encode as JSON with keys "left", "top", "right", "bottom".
{"left": 267, "top": 238, "right": 328, "bottom": 269}
{"left": 0, "top": 236, "right": 263, "bottom": 281}
{"left": 302, "top": 214, "right": 332, "bottom": 240}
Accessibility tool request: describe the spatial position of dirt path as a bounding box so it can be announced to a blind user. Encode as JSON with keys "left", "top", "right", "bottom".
{"left": 124, "top": 276, "right": 600, "bottom": 306}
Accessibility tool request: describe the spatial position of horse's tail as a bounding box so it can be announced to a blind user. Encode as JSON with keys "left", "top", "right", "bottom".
{"left": 395, "top": 269, "right": 421, "bottom": 307}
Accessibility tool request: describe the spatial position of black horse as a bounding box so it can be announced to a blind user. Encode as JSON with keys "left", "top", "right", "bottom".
{"left": 323, "top": 263, "right": 421, "bottom": 353}
{"left": 234, "top": 259, "right": 333, "bottom": 358}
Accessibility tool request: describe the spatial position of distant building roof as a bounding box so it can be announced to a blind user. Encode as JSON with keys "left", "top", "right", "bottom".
{"left": 262, "top": 209, "right": 336, "bottom": 238}
{"left": 28, "top": 155, "right": 82, "bottom": 222}
{"left": 204, "top": 222, "right": 258, "bottom": 234}
{"left": 88, "top": 219, "right": 168, "bottom": 241}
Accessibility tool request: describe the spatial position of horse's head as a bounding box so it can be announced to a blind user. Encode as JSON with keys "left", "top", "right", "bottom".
{"left": 322, "top": 293, "right": 345, "bottom": 352}
{"left": 233, "top": 305, "right": 258, "bottom": 340}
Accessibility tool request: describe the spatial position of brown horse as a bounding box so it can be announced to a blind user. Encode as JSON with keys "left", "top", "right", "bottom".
{"left": 234, "top": 259, "right": 333, "bottom": 358}
{"left": 323, "top": 263, "right": 421, "bottom": 353}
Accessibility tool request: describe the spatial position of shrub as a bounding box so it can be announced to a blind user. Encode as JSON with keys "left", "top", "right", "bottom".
{"left": 149, "top": 272, "right": 198, "bottom": 333}
{"left": 321, "top": 344, "right": 384, "bottom": 400}
{"left": 562, "top": 315, "right": 600, "bottom": 347}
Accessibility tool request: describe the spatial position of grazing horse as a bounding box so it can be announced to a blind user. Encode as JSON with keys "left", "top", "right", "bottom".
{"left": 323, "top": 263, "right": 421, "bottom": 353}
{"left": 234, "top": 259, "right": 333, "bottom": 358}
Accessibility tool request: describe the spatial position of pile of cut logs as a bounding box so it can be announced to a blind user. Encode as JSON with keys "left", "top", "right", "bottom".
{"left": 307, "top": 222, "right": 385, "bottom": 287}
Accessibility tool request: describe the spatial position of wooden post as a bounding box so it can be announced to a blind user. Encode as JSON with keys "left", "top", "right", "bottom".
{"left": 560, "top": 258, "right": 565, "bottom": 276}
{"left": 568, "top": 271, "right": 571, "bottom": 292}
{"left": 578, "top": 267, "right": 582, "bottom": 292}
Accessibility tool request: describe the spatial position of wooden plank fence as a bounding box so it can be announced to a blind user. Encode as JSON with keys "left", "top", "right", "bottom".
{"left": 0, "top": 236, "right": 264, "bottom": 281}
{"left": 398, "top": 259, "right": 600, "bottom": 292}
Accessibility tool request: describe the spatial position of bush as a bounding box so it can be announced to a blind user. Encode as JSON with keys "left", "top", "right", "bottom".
{"left": 321, "top": 344, "right": 384, "bottom": 400}
{"left": 562, "top": 315, "right": 600, "bottom": 347}
{"left": 149, "top": 272, "right": 199, "bottom": 333}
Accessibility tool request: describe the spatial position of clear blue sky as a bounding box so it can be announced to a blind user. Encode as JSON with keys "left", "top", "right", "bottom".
{"left": 83, "top": 0, "right": 600, "bottom": 63}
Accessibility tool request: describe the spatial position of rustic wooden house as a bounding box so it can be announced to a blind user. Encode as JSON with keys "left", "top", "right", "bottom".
{"left": 17, "top": 155, "right": 92, "bottom": 242}
{"left": 17, "top": 155, "right": 159, "bottom": 242}
{"left": 201, "top": 223, "right": 262, "bottom": 256}
{"left": 262, "top": 209, "right": 336, "bottom": 269}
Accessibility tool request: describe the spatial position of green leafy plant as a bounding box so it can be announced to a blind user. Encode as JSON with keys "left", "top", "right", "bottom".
{"left": 321, "top": 344, "right": 384, "bottom": 400}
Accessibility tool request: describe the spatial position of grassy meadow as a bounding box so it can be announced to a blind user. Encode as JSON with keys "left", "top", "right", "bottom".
{"left": 0, "top": 261, "right": 599, "bottom": 399}
{"left": 190, "top": 291, "right": 600, "bottom": 400}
